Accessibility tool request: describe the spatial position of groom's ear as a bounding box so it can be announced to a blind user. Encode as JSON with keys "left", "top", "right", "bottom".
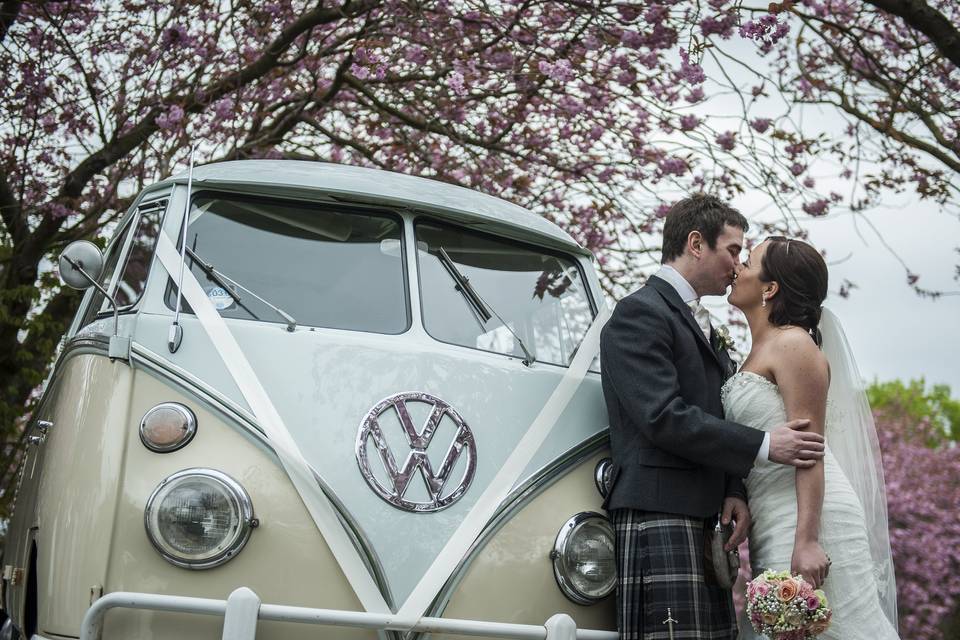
{"left": 687, "top": 230, "right": 704, "bottom": 259}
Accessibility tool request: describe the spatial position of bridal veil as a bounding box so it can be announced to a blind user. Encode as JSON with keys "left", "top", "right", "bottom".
{"left": 819, "top": 307, "right": 898, "bottom": 629}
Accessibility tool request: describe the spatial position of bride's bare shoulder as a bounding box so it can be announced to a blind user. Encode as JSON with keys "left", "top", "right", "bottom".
{"left": 770, "top": 327, "right": 829, "bottom": 377}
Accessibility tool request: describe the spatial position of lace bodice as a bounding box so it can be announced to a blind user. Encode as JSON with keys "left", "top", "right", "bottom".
{"left": 721, "top": 371, "right": 785, "bottom": 433}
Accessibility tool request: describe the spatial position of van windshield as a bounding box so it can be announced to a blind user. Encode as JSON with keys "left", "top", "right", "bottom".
{"left": 416, "top": 221, "right": 595, "bottom": 367}
{"left": 168, "top": 193, "right": 408, "bottom": 334}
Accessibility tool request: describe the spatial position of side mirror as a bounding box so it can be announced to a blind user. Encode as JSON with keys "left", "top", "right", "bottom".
{"left": 57, "top": 240, "right": 130, "bottom": 361}
{"left": 58, "top": 240, "right": 105, "bottom": 290}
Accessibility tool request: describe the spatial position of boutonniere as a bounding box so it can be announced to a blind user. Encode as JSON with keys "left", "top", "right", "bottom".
{"left": 715, "top": 325, "right": 736, "bottom": 352}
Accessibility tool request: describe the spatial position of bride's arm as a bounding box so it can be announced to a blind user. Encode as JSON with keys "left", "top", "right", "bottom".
{"left": 771, "top": 329, "right": 831, "bottom": 588}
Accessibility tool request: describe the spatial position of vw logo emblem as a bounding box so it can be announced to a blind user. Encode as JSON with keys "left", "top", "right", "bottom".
{"left": 356, "top": 392, "right": 477, "bottom": 513}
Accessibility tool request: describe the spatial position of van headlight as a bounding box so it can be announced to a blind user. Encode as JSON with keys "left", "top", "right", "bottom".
{"left": 144, "top": 469, "right": 257, "bottom": 569}
{"left": 551, "top": 512, "right": 617, "bottom": 604}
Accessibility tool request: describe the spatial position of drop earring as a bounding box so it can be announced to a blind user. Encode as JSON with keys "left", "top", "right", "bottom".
{"left": 761, "top": 294, "right": 767, "bottom": 308}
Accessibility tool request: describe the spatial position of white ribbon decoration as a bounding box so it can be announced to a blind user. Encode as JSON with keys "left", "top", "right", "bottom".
{"left": 396, "top": 306, "right": 609, "bottom": 621}
{"left": 156, "top": 230, "right": 608, "bottom": 620}
{"left": 155, "top": 233, "right": 390, "bottom": 614}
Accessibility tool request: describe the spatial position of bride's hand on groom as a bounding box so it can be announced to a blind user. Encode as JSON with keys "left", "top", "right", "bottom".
{"left": 792, "top": 540, "right": 830, "bottom": 588}
{"left": 769, "top": 419, "right": 825, "bottom": 468}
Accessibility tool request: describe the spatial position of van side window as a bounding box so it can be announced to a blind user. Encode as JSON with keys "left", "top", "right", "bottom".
{"left": 77, "top": 221, "right": 132, "bottom": 329}
{"left": 79, "top": 201, "right": 166, "bottom": 328}
{"left": 416, "top": 221, "right": 595, "bottom": 367}
{"left": 114, "top": 204, "right": 164, "bottom": 307}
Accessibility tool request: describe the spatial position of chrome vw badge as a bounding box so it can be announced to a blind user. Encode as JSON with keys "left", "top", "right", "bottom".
{"left": 356, "top": 392, "right": 477, "bottom": 513}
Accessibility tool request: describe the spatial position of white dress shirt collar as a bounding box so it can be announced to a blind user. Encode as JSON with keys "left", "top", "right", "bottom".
{"left": 653, "top": 264, "right": 698, "bottom": 303}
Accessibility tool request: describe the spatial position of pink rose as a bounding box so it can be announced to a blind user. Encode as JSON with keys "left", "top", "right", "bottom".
{"left": 756, "top": 581, "right": 771, "bottom": 596}
{"left": 798, "top": 582, "right": 814, "bottom": 599}
{"left": 776, "top": 579, "right": 799, "bottom": 602}
{"left": 806, "top": 595, "right": 821, "bottom": 611}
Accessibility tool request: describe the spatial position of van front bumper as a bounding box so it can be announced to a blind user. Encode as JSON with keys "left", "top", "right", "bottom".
{"left": 80, "top": 589, "right": 620, "bottom": 640}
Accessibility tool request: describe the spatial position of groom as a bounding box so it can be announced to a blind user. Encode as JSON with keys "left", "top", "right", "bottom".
{"left": 600, "top": 195, "right": 826, "bottom": 639}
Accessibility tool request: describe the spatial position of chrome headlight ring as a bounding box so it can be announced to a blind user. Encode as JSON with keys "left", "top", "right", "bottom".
{"left": 551, "top": 511, "right": 617, "bottom": 605}
{"left": 144, "top": 468, "right": 257, "bottom": 570}
{"left": 139, "top": 402, "right": 197, "bottom": 453}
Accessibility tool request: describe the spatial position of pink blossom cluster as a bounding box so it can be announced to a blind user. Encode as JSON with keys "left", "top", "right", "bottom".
{"left": 878, "top": 414, "right": 960, "bottom": 639}
{"left": 739, "top": 14, "right": 790, "bottom": 50}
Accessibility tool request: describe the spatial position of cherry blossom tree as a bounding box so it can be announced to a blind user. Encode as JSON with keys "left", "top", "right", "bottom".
{"left": 727, "top": 0, "right": 959, "bottom": 295}
{"left": 0, "top": 0, "right": 957, "bottom": 512}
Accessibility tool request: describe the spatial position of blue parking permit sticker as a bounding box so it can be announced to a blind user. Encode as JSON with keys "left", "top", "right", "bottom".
{"left": 206, "top": 287, "right": 235, "bottom": 311}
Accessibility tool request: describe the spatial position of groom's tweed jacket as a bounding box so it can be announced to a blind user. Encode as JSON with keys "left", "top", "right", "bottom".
{"left": 600, "top": 275, "right": 765, "bottom": 517}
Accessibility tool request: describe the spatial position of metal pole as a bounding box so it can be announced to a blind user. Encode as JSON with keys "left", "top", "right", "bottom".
{"left": 169, "top": 143, "right": 197, "bottom": 353}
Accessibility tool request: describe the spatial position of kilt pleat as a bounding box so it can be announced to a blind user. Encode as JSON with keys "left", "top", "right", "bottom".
{"left": 610, "top": 509, "right": 737, "bottom": 640}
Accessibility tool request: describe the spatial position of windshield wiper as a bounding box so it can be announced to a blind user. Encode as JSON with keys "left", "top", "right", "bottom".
{"left": 436, "top": 247, "right": 536, "bottom": 366}
{"left": 185, "top": 246, "right": 298, "bottom": 332}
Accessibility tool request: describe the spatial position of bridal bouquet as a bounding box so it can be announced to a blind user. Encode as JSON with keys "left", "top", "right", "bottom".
{"left": 746, "top": 570, "right": 832, "bottom": 639}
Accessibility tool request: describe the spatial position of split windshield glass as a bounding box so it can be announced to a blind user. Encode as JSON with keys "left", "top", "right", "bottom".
{"left": 415, "top": 220, "right": 595, "bottom": 367}
{"left": 166, "top": 193, "right": 408, "bottom": 334}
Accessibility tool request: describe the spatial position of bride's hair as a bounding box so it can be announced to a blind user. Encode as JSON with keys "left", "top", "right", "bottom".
{"left": 760, "top": 237, "right": 828, "bottom": 346}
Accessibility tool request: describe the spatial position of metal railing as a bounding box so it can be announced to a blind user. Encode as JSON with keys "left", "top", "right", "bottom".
{"left": 79, "top": 588, "right": 620, "bottom": 640}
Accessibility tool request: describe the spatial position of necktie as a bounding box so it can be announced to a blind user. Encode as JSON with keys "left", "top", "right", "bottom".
{"left": 686, "top": 299, "right": 712, "bottom": 341}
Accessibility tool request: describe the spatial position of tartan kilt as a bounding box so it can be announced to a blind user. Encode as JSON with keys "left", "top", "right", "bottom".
{"left": 610, "top": 509, "right": 737, "bottom": 640}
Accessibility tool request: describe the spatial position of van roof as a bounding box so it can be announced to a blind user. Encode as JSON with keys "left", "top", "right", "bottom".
{"left": 155, "top": 160, "right": 590, "bottom": 256}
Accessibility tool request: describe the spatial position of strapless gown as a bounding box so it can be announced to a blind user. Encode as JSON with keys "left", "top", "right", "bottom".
{"left": 721, "top": 371, "right": 899, "bottom": 639}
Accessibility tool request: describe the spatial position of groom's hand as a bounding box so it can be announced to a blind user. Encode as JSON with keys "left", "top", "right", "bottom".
{"left": 721, "top": 497, "right": 750, "bottom": 551}
{"left": 769, "top": 419, "right": 824, "bottom": 468}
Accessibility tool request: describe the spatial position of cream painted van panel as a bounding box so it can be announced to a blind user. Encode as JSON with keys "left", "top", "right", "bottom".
{"left": 34, "top": 355, "right": 132, "bottom": 635}
{"left": 101, "top": 368, "right": 373, "bottom": 639}
{"left": 436, "top": 451, "right": 617, "bottom": 638}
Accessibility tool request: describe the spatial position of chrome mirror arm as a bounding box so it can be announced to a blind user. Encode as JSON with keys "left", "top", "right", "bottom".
{"left": 60, "top": 255, "right": 131, "bottom": 361}
{"left": 62, "top": 255, "right": 120, "bottom": 337}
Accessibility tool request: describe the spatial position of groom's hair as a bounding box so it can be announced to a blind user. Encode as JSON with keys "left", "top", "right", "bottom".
{"left": 660, "top": 195, "right": 749, "bottom": 263}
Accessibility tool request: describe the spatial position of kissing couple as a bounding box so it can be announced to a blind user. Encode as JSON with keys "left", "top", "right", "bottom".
{"left": 600, "top": 195, "right": 900, "bottom": 639}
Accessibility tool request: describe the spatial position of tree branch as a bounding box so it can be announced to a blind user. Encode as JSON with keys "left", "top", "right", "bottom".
{"left": 865, "top": 0, "right": 960, "bottom": 69}
{"left": 0, "top": 1, "right": 20, "bottom": 44}
{"left": 824, "top": 89, "right": 960, "bottom": 174}
{"left": 22, "top": 0, "right": 381, "bottom": 263}
{"left": 342, "top": 73, "right": 530, "bottom": 163}
{"left": 0, "top": 166, "right": 22, "bottom": 244}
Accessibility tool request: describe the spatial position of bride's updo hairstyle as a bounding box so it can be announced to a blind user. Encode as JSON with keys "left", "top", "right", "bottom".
{"left": 760, "top": 236, "right": 828, "bottom": 346}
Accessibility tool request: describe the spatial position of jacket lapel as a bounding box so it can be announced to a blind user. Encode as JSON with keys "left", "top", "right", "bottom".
{"left": 647, "top": 275, "right": 722, "bottom": 368}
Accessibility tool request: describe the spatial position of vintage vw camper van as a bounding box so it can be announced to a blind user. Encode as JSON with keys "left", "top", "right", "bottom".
{"left": 1, "top": 161, "right": 618, "bottom": 640}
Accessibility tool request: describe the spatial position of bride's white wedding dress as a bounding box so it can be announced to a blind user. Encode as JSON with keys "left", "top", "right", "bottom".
{"left": 722, "top": 370, "right": 900, "bottom": 640}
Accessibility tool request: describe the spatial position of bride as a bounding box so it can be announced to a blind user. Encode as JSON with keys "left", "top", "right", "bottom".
{"left": 724, "top": 236, "right": 899, "bottom": 639}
